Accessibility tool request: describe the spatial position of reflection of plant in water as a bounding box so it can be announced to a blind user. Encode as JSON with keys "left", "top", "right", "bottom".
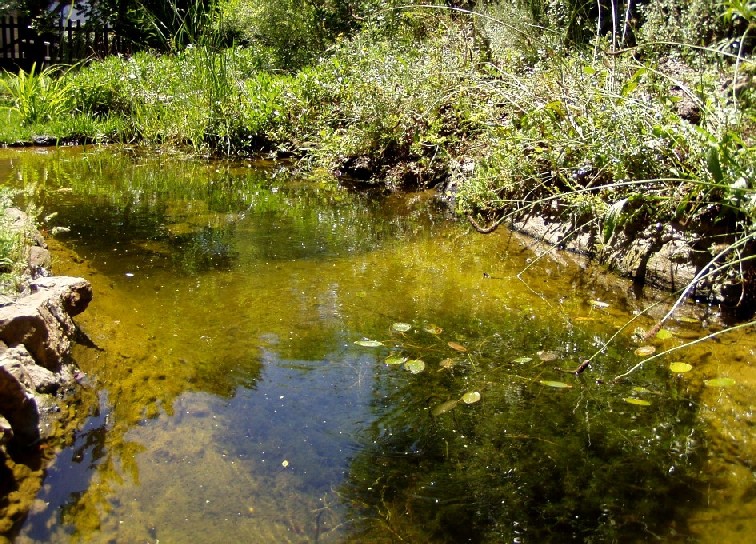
{"left": 342, "top": 318, "right": 704, "bottom": 542}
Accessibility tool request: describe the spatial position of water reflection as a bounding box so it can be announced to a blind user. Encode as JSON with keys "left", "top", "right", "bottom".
{"left": 0, "top": 147, "right": 753, "bottom": 543}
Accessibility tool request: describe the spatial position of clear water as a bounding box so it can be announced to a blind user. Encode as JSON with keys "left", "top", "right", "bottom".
{"left": 1, "top": 147, "right": 753, "bottom": 543}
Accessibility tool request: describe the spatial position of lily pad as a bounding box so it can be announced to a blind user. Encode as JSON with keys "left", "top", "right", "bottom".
{"left": 424, "top": 324, "right": 443, "bottom": 335}
{"left": 404, "top": 359, "right": 426, "bottom": 374}
{"left": 391, "top": 322, "right": 412, "bottom": 333}
{"left": 624, "top": 397, "right": 652, "bottom": 406}
{"left": 655, "top": 329, "right": 674, "bottom": 341}
{"left": 538, "top": 350, "right": 558, "bottom": 362}
{"left": 462, "top": 391, "right": 481, "bottom": 404}
{"left": 431, "top": 399, "right": 459, "bottom": 416}
{"left": 512, "top": 356, "right": 533, "bottom": 364}
{"left": 703, "top": 377, "right": 736, "bottom": 388}
{"left": 634, "top": 345, "right": 656, "bottom": 357}
{"left": 448, "top": 341, "right": 467, "bottom": 353}
{"left": 385, "top": 355, "right": 408, "bottom": 366}
{"left": 538, "top": 380, "right": 572, "bottom": 389}
{"left": 354, "top": 339, "right": 383, "bottom": 348}
{"left": 669, "top": 362, "right": 692, "bottom": 373}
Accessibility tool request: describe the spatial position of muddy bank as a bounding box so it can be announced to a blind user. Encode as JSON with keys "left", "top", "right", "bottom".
{"left": 0, "top": 208, "right": 92, "bottom": 537}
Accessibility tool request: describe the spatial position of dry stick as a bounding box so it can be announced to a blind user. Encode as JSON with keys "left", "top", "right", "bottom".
{"left": 614, "top": 319, "right": 756, "bottom": 381}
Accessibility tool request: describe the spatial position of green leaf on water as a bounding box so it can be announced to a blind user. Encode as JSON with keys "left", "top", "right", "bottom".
{"left": 431, "top": 399, "right": 459, "bottom": 416}
{"left": 704, "top": 377, "right": 736, "bottom": 387}
{"left": 512, "top": 356, "right": 533, "bottom": 364}
{"left": 676, "top": 316, "right": 699, "bottom": 324}
{"left": 385, "top": 354, "right": 408, "bottom": 366}
{"left": 669, "top": 362, "right": 692, "bottom": 373}
{"left": 354, "top": 339, "right": 383, "bottom": 348}
{"left": 539, "top": 380, "right": 572, "bottom": 389}
{"left": 634, "top": 346, "right": 656, "bottom": 357}
{"left": 632, "top": 387, "right": 651, "bottom": 394}
{"left": 462, "top": 391, "right": 481, "bottom": 404}
{"left": 404, "top": 359, "right": 426, "bottom": 374}
{"left": 624, "top": 397, "right": 652, "bottom": 406}
{"left": 424, "top": 324, "right": 443, "bottom": 335}
{"left": 391, "top": 322, "right": 412, "bottom": 333}
{"left": 655, "top": 329, "right": 674, "bottom": 341}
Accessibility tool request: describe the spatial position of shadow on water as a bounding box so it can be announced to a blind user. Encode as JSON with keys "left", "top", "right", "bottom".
{"left": 0, "top": 147, "right": 753, "bottom": 543}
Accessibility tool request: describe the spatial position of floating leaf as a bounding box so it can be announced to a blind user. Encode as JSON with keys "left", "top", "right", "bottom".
{"left": 462, "top": 391, "right": 481, "bottom": 404}
{"left": 632, "top": 386, "right": 651, "bottom": 394}
{"left": 448, "top": 341, "right": 467, "bottom": 353}
{"left": 431, "top": 399, "right": 459, "bottom": 416}
{"left": 704, "top": 377, "right": 736, "bottom": 388}
{"left": 624, "top": 398, "right": 652, "bottom": 406}
{"left": 634, "top": 346, "right": 656, "bottom": 357}
{"left": 538, "top": 350, "right": 558, "bottom": 362}
{"left": 538, "top": 380, "right": 572, "bottom": 389}
{"left": 404, "top": 359, "right": 426, "bottom": 374}
{"left": 676, "top": 316, "right": 699, "bottom": 324}
{"left": 354, "top": 339, "right": 383, "bottom": 348}
{"left": 669, "top": 362, "right": 692, "bottom": 373}
{"left": 512, "top": 356, "right": 533, "bottom": 364}
{"left": 589, "top": 300, "right": 609, "bottom": 309}
{"left": 655, "top": 329, "right": 674, "bottom": 341}
{"left": 385, "top": 355, "right": 408, "bottom": 366}
{"left": 424, "top": 324, "right": 443, "bottom": 335}
{"left": 391, "top": 322, "right": 412, "bottom": 333}
{"left": 439, "top": 358, "right": 457, "bottom": 369}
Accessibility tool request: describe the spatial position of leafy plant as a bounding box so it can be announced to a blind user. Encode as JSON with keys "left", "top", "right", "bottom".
{"left": 0, "top": 63, "right": 73, "bottom": 125}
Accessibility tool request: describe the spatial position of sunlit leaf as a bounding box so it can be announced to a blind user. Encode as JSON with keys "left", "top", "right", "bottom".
{"left": 391, "top": 322, "right": 412, "bottom": 333}
{"left": 404, "top": 359, "right": 426, "bottom": 374}
{"left": 704, "top": 377, "right": 736, "bottom": 387}
{"left": 462, "top": 391, "right": 481, "bottom": 404}
{"left": 632, "top": 387, "right": 651, "bottom": 394}
{"left": 439, "top": 358, "right": 457, "bottom": 369}
{"left": 448, "top": 341, "right": 467, "bottom": 353}
{"left": 385, "top": 354, "right": 408, "bottom": 366}
{"left": 676, "top": 316, "right": 700, "bottom": 324}
{"left": 424, "top": 324, "right": 443, "bottom": 335}
{"left": 512, "top": 356, "right": 533, "bottom": 364}
{"left": 624, "top": 398, "right": 652, "bottom": 406}
{"left": 354, "top": 339, "right": 383, "bottom": 347}
{"left": 589, "top": 300, "right": 609, "bottom": 309}
{"left": 538, "top": 351, "right": 558, "bottom": 362}
{"left": 655, "top": 329, "right": 674, "bottom": 341}
{"left": 431, "top": 399, "right": 459, "bottom": 416}
{"left": 634, "top": 346, "right": 656, "bottom": 357}
{"left": 538, "top": 380, "right": 572, "bottom": 389}
{"left": 669, "top": 362, "right": 692, "bottom": 373}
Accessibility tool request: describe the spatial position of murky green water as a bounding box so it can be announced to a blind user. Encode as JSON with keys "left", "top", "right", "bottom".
{"left": 1, "top": 147, "right": 753, "bottom": 543}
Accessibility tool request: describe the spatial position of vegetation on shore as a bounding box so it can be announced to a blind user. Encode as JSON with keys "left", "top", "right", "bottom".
{"left": 0, "top": 0, "right": 754, "bottom": 311}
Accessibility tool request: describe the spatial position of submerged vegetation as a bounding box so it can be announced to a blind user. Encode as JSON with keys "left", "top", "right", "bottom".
{"left": 0, "top": 0, "right": 754, "bottom": 308}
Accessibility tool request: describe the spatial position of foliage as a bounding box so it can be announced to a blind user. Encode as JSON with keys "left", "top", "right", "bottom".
{"left": 0, "top": 189, "right": 24, "bottom": 293}
{"left": 0, "top": 63, "right": 73, "bottom": 125}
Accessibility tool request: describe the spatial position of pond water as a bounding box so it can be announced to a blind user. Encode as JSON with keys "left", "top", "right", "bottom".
{"left": 1, "top": 147, "right": 753, "bottom": 543}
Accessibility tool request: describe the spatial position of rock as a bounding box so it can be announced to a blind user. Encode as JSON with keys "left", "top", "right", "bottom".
{"left": 0, "top": 361, "right": 40, "bottom": 445}
{"left": 0, "top": 276, "right": 92, "bottom": 371}
{"left": 0, "top": 415, "right": 13, "bottom": 445}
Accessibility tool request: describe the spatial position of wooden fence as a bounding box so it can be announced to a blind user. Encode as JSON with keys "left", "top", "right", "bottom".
{"left": 0, "top": 16, "right": 127, "bottom": 71}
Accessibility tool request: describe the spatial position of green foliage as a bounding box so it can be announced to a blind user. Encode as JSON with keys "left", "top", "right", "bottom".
{"left": 0, "top": 189, "right": 24, "bottom": 293}
{"left": 0, "top": 63, "right": 73, "bottom": 125}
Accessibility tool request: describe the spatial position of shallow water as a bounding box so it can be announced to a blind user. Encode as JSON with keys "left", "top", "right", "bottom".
{"left": 1, "top": 147, "right": 753, "bottom": 543}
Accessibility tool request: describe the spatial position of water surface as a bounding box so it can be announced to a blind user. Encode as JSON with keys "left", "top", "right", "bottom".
{"left": 1, "top": 147, "right": 753, "bottom": 543}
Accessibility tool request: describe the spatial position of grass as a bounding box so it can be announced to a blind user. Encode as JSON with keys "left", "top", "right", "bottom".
{"left": 0, "top": 189, "right": 26, "bottom": 294}
{"left": 0, "top": 2, "right": 753, "bottom": 310}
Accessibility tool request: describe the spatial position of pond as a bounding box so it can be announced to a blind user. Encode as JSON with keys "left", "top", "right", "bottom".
{"left": 1, "top": 147, "right": 753, "bottom": 543}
